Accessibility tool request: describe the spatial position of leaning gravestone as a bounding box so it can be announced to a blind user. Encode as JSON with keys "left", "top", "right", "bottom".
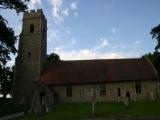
{"left": 91, "top": 88, "right": 96, "bottom": 117}
{"left": 124, "top": 97, "right": 129, "bottom": 109}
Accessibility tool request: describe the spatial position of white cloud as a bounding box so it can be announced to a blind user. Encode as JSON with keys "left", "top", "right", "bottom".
{"left": 53, "top": 48, "right": 137, "bottom": 60}
{"left": 53, "top": 37, "right": 137, "bottom": 60}
{"left": 96, "top": 38, "right": 109, "bottom": 49}
{"left": 54, "top": 49, "right": 96, "bottom": 60}
{"left": 99, "top": 53, "right": 126, "bottom": 59}
{"left": 70, "top": 2, "right": 77, "bottom": 10}
{"left": 49, "top": 35, "right": 134, "bottom": 60}
{"left": 134, "top": 40, "right": 141, "bottom": 45}
{"left": 62, "top": 8, "right": 69, "bottom": 16}
{"left": 48, "top": 0, "right": 79, "bottom": 22}
{"left": 48, "top": 29, "right": 61, "bottom": 43}
{"left": 49, "top": 0, "right": 63, "bottom": 22}
{"left": 28, "top": 0, "right": 42, "bottom": 9}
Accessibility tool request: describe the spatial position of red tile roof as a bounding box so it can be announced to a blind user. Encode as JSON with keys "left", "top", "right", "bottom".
{"left": 39, "top": 58, "right": 157, "bottom": 85}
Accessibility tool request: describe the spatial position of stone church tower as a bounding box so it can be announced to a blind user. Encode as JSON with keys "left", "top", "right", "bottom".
{"left": 13, "top": 9, "right": 47, "bottom": 104}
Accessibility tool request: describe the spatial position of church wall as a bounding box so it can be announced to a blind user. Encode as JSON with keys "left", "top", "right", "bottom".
{"left": 51, "top": 80, "right": 158, "bottom": 102}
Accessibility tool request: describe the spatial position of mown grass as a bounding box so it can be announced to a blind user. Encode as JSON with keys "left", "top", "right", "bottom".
{"left": 95, "top": 101, "right": 160, "bottom": 118}
{"left": 0, "top": 102, "right": 25, "bottom": 117}
{"left": 16, "top": 103, "right": 91, "bottom": 120}
{"left": 15, "top": 100, "right": 160, "bottom": 120}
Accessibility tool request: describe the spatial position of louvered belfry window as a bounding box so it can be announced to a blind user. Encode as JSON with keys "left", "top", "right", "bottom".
{"left": 30, "top": 24, "right": 34, "bottom": 33}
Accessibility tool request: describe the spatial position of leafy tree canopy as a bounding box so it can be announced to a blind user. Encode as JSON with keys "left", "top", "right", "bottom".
{"left": 42, "top": 53, "right": 60, "bottom": 73}
{"left": 0, "top": 0, "right": 29, "bottom": 100}
{"left": 143, "top": 25, "right": 160, "bottom": 78}
{"left": 150, "top": 24, "right": 160, "bottom": 51}
{"left": 0, "top": 66, "right": 14, "bottom": 99}
{"left": 0, "top": 16, "right": 17, "bottom": 69}
{"left": 0, "top": 0, "right": 29, "bottom": 70}
{"left": 0, "top": 0, "right": 29, "bottom": 13}
{"left": 47, "top": 53, "right": 60, "bottom": 63}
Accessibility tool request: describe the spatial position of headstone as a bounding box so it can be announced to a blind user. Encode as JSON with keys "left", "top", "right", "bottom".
{"left": 124, "top": 97, "right": 129, "bottom": 109}
{"left": 91, "top": 88, "right": 96, "bottom": 116}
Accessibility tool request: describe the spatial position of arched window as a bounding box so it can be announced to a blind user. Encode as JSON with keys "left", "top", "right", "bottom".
{"left": 66, "top": 86, "right": 72, "bottom": 97}
{"left": 30, "top": 24, "right": 34, "bottom": 33}
{"left": 28, "top": 52, "right": 31, "bottom": 59}
{"left": 99, "top": 84, "right": 106, "bottom": 96}
{"left": 118, "top": 88, "right": 121, "bottom": 97}
{"left": 135, "top": 81, "right": 141, "bottom": 94}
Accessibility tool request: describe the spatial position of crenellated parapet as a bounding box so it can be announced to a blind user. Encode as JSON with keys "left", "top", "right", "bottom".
{"left": 24, "top": 9, "right": 43, "bottom": 14}
{"left": 24, "top": 9, "right": 46, "bottom": 21}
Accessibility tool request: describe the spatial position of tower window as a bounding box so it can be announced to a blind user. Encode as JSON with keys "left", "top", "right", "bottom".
{"left": 118, "top": 88, "right": 121, "bottom": 97}
{"left": 66, "top": 86, "right": 72, "bottom": 97}
{"left": 135, "top": 81, "right": 141, "bottom": 94}
{"left": 99, "top": 84, "right": 106, "bottom": 96}
{"left": 30, "top": 24, "right": 34, "bottom": 33}
{"left": 28, "top": 52, "right": 31, "bottom": 59}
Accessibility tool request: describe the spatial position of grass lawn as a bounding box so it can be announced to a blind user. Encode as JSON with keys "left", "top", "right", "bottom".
{"left": 13, "top": 101, "right": 160, "bottom": 120}
{"left": 0, "top": 102, "right": 25, "bottom": 117}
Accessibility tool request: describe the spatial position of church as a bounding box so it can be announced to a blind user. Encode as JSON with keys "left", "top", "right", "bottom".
{"left": 13, "top": 9, "right": 159, "bottom": 106}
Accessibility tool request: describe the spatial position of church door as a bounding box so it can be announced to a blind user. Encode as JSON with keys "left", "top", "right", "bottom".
{"left": 126, "top": 91, "right": 131, "bottom": 101}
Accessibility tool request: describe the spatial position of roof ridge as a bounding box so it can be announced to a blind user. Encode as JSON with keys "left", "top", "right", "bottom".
{"left": 60, "top": 58, "right": 141, "bottom": 62}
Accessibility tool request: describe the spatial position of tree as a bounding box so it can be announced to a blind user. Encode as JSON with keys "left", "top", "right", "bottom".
{"left": 150, "top": 24, "right": 160, "bottom": 51}
{"left": 0, "top": 16, "right": 17, "bottom": 70}
{"left": 0, "top": 0, "right": 29, "bottom": 100}
{"left": 42, "top": 53, "right": 60, "bottom": 73}
{"left": 143, "top": 25, "right": 160, "bottom": 79}
{"left": 0, "top": 0, "right": 29, "bottom": 70}
{"left": 144, "top": 51, "right": 160, "bottom": 77}
{"left": 47, "top": 53, "right": 60, "bottom": 63}
{"left": 150, "top": 25, "right": 160, "bottom": 77}
{"left": 0, "top": 0, "right": 28, "bottom": 12}
{"left": 0, "top": 66, "right": 14, "bottom": 100}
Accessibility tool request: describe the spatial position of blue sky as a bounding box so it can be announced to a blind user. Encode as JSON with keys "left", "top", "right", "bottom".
{"left": 1, "top": 0, "right": 160, "bottom": 65}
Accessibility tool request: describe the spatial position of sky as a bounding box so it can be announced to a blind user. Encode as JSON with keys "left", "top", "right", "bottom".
{"left": 1, "top": 0, "right": 160, "bottom": 65}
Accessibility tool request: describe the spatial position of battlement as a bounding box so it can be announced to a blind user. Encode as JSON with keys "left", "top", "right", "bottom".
{"left": 23, "top": 9, "right": 46, "bottom": 21}
{"left": 24, "top": 9, "right": 43, "bottom": 14}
